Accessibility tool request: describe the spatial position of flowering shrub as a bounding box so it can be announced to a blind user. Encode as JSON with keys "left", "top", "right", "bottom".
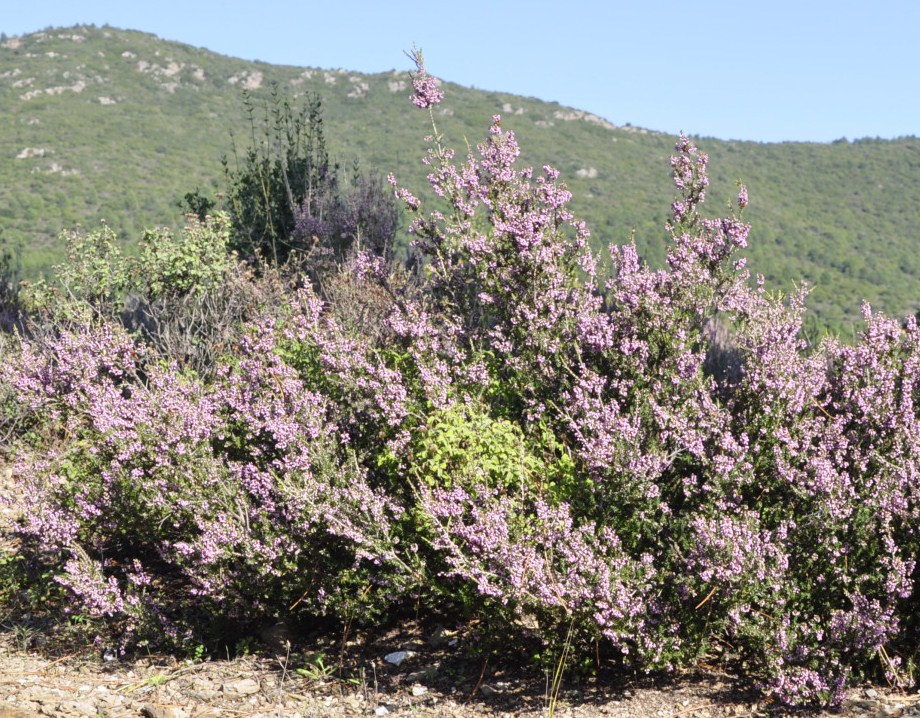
{"left": 377, "top": 49, "right": 918, "bottom": 705}
{"left": 1, "top": 49, "right": 917, "bottom": 708}
{"left": 3, "top": 310, "right": 411, "bottom": 648}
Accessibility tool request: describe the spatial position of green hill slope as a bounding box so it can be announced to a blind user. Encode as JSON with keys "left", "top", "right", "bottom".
{"left": 2, "top": 24, "right": 919, "bottom": 333}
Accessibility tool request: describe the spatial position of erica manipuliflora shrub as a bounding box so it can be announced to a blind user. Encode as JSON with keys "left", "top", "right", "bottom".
{"left": 3, "top": 303, "right": 413, "bottom": 648}
{"left": 376, "top": 49, "right": 918, "bottom": 706}
{"left": 2, "top": 50, "right": 917, "bottom": 707}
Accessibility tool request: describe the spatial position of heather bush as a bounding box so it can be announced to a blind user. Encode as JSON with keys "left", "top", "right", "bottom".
{"left": 292, "top": 168, "right": 400, "bottom": 287}
{"left": 375, "top": 50, "right": 918, "bottom": 705}
{"left": 3, "top": 308, "right": 412, "bottom": 649}
{"left": 2, "top": 49, "right": 918, "bottom": 709}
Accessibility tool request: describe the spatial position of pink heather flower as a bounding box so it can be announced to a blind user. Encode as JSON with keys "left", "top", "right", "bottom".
{"left": 408, "top": 47, "right": 443, "bottom": 109}
{"left": 412, "top": 74, "right": 443, "bottom": 109}
{"left": 738, "top": 184, "right": 749, "bottom": 209}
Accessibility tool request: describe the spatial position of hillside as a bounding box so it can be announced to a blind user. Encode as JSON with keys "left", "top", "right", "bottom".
{"left": 2, "top": 24, "right": 919, "bottom": 333}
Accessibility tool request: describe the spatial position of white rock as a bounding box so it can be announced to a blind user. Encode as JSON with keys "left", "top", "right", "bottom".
{"left": 222, "top": 677, "right": 260, "bottom": 696}
{"left": 383, "top": 650, "right": 413, "bottom": 666}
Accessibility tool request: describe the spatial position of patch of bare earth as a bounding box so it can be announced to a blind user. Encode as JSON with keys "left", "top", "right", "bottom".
{"left": 1, "top": 635, "right": 919, "bottom": 718}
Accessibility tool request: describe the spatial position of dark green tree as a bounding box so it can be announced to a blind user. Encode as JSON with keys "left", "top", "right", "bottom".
{"left": 222, "top": 84, "right": 337, "bottom": 265}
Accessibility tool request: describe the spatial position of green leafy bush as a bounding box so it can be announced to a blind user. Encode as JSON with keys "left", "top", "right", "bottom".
{"left": 20, "top": 222, "right": 131, "bottom": 324}
{"left": 219, "top": 88, "right": 335, "bottom": 265}
{"left": 138, "top": 212, "right": 234, "bottom": 300}
{"left": 216, "top": 87, "right": 400, "bottom": 274}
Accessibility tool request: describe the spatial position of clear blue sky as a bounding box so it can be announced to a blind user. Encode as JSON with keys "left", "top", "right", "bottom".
{"left": 4, "top": 0, "right": 918, "bottom": 143}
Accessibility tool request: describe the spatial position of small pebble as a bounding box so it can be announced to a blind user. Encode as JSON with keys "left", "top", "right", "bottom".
{"left": 383, "top": 650, "right": 413, "bottom": 666}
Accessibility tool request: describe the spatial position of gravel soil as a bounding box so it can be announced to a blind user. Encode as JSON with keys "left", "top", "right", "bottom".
{"left": 1, "top": 633, "right": 919, "bottom": 718}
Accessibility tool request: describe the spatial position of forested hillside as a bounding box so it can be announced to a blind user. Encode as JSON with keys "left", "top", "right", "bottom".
{"left": 2, "top": 25, "right": 919, "bottom": 332}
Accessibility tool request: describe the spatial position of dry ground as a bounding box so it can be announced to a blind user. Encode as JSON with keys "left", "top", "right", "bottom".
{"left": 0, "top": 608, "right": 920, "bottom": 718}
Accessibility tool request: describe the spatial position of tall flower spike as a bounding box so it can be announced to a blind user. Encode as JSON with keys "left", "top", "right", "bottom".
{"left": 408, "top": 46, "right": 443, "bottom": 109}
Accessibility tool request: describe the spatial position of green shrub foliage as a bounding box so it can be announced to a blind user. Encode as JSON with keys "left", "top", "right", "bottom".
{"left": 138, "top": 212, "right": 234, "bottom": 300}
{"left": 1, "top": 51, "right": 918, "bottom": 708}
{"left": 219, "top": 87, "right": 399, "bottom": 269}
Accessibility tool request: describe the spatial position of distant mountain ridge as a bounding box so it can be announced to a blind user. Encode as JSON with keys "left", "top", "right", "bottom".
{"left": 2, "top": 24, "right": 919, "bottom": 332}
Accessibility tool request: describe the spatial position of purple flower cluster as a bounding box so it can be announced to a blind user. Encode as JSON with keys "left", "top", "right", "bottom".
{"left": 381, "top": 90, "right": 920, "bottom": 705}
{"left": 408, "top": 47, "right": 443, "bottom": 109}
{"left": 4, "top": 300, "right": 410, "bottom": 642}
